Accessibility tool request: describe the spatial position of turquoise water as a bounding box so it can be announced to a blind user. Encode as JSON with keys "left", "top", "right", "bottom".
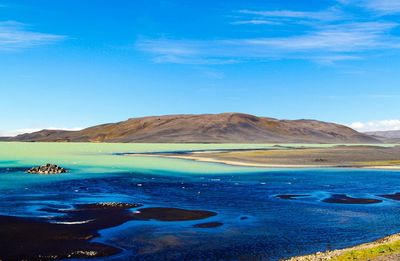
{"left": 1, "top": 142, "right": 400, "bottom": 260}
{"left": 0, "top": 142, "right": 273, "bottom": 190}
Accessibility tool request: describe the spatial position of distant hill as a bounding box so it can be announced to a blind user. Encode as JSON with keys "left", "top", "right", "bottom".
{"left": 3, "top": 113, "right": 379, "bottom": 144}
{"left": 365, "top": 130, "right": 400, "bottom": 143}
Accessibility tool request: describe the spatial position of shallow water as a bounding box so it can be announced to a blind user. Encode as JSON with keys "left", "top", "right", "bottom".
{"left": 1, "top": 142, "right": 400, "bottom": 260}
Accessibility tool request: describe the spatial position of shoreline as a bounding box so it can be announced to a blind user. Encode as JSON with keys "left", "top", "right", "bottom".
{"left": 124, "top": 153, "right": 317, "bottom": 168}
{"left": 285, "top": 233, "right": 400, "bottom": 261}
{"left": 123, "top": 153, "right": 400, "bottom": 170}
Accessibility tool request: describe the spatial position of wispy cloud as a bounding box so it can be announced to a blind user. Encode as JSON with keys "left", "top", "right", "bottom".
{"left": 137, "top": 21, "right": 399, "bottom": 64}
{"left": 350, "top": 120, "right": 400, "bottom": 132}
{"left": 339, "top": 0, "right": 400, "bottom": 14}
{"left": 242, "top": 22, "right": 398, "bottom": 52}
{"left": 239, "top": 7, "right": 345, "bottom": 21}
{"left": 231, "top": 7, "right": 346, "bottom": 27}
{"left": 365, "top": 0, "right": 400, "bottom": 13}
{"left": 0, "top": 21, "right": 65, "bottom": 51}
{"left": 231, "top": 20, "right": 280, "bottom": 25}
{"left": 138, "top": 1, "right": 400, "bottom": 65}
{"left": 137, "top": 39, "right": 239, "bottom": 64}
{"left": 200, "top": 69, "right": 225, "bottom": 79}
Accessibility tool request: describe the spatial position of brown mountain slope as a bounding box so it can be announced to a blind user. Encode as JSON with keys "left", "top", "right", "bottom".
{"left": 365, "top": 130, "right": 400, "bottom": 143}
{"left": 7, "top": 113, "right": 379, "bottom": 143}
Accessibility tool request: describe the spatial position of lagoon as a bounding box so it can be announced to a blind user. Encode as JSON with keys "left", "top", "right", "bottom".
{"left": 1, "top": 142, "right": 400, "bottom": 260}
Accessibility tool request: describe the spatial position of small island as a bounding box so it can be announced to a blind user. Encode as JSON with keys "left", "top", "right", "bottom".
{"left": 26, "top": 164, "right": 67, "bottom": 174}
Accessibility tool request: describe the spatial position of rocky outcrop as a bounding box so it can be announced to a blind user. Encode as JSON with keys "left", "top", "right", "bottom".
{"left": 26, "top": 164, "right": 67, "bottom": 174}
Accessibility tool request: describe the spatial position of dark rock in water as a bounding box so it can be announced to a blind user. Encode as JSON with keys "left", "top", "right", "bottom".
{"left": 378, "top": 193, "right": 400, "bottom": 201}
{"left": 193, "top": 222, "right": 223, "bottom": 228}
{"left": 322, "top": 194, "right": 382, "bottom": 204}
{"left": 0, "top": 203, "right": 219, "bottom": 260}
{"left": 132, "top": 207, "right": 217, "bottom": 221}
{"left": 275, "top": 194, "right": 310, "bottom": 200}
{"left": 0, "top": 202, "right": 141, "bottom": 260}
{"left": 26, "top": 163, "right": 67, "bottom": 174}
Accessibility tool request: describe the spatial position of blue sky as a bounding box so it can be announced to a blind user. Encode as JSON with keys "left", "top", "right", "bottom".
{"left": 1, "top": 0, "right": 400, "bottom": 135}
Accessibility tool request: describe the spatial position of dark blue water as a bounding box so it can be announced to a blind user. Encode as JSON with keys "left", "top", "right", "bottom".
{"left": 1, "top": 168, "right": 400, "bottom": 260}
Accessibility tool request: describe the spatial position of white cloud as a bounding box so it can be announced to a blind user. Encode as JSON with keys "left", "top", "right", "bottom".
{"left": 242, "top": 22, "right": 398, "bottom": 51}
{"left": 339, "top": 0, "right": 400, "bottom": 14}
{"left": 137, "top": 39, "right": 239, "bottom": 64}
{"left": 137, "top": 21, "right": 399, "bottom": 64}
{"left": 366, "top": 0, "right": 400, "bottom": 13}
{"left": 231, "top": 20, "right": 280, "bottom": 25}
{"left": 0, "top": 21, "right": 65, "bottom": 51}
{"left": 232, "top": 7, "right": 346, "bottom": 27}
{"left": 349, "top": 120, "right": 400, "bottom": 132}
{"left": 138, "top": 1, "right": 400, "bottom": 65}
{"left": 239, "top": 7, "right": 345, "bottom": 21}
{"left": 0, "top": 127, "right": 82, "bottom": 137}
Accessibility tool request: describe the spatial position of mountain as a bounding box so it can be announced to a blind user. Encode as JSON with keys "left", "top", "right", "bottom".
{"left": 4, "top": 113, "right": 379, "bottom": 143}
{"left": 365, "top": 130, "right": 400, "bottom": 143}
{"left": 366, "top": 130, "right": 400, "bottom": 139}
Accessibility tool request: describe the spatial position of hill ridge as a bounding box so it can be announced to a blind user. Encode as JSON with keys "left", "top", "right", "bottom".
{"left": 3, "top": 113, "right": 379, "bottom": 144}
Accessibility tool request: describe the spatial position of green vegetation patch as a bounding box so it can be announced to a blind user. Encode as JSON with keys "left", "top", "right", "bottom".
{"left": 334, "top": 240, "right": 400, "bottom": 260}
